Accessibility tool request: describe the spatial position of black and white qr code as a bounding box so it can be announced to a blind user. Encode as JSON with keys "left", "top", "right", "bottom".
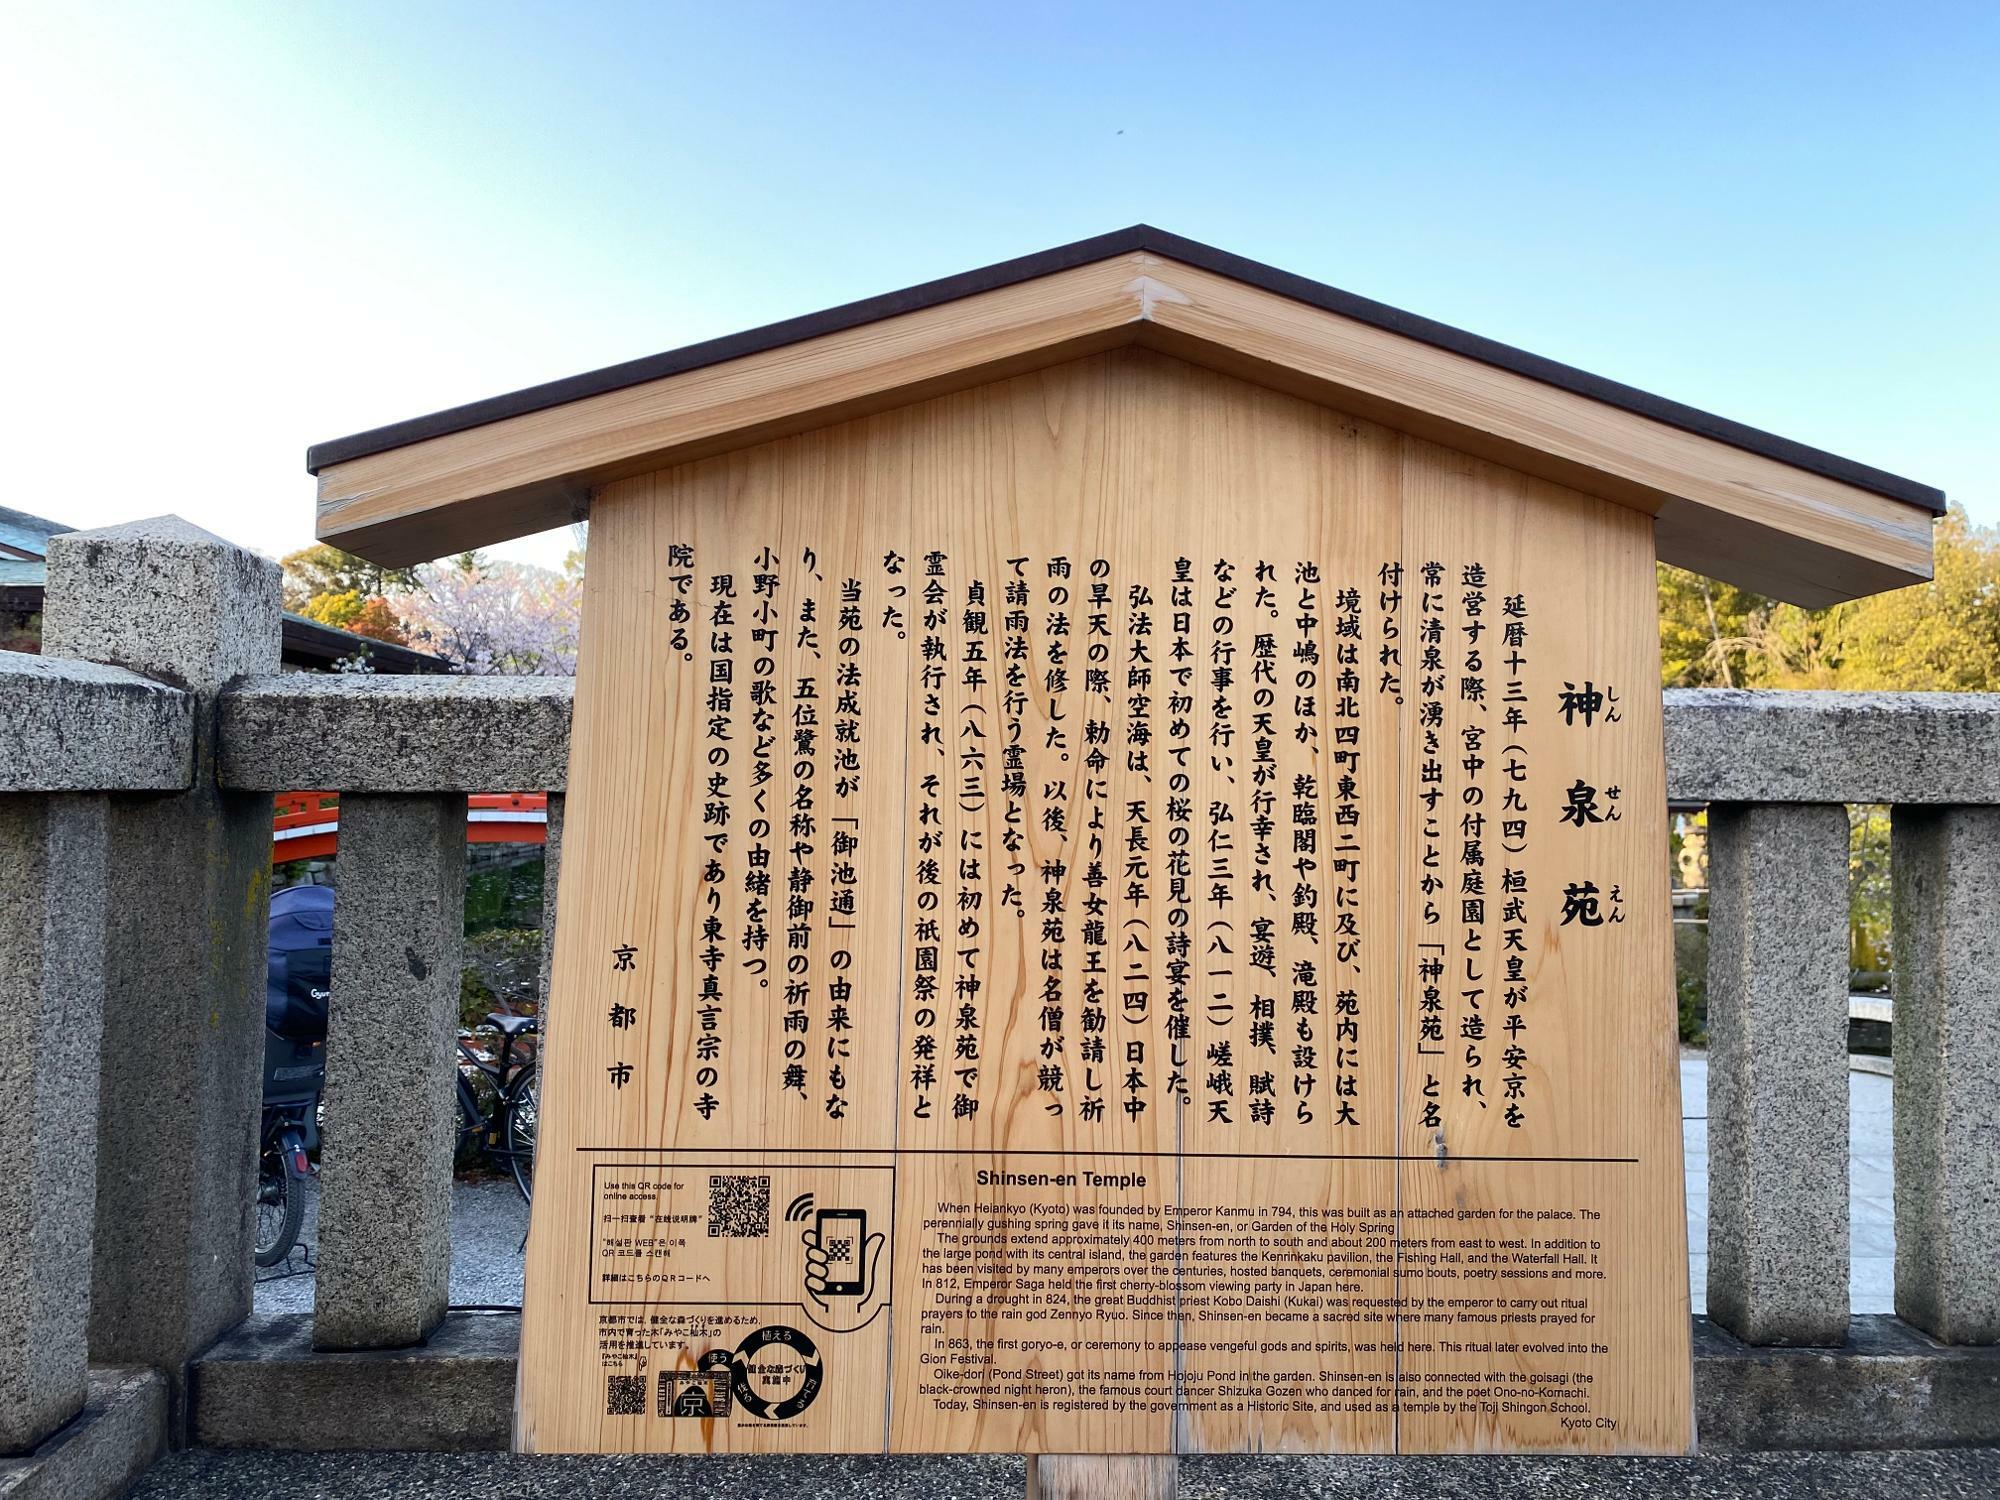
{"left": 605, "top": 1374, "right": 647, "bottom": 1416}
{"left": 707, "top": 1173, "right": 770, "bottom": 1238}
{"left": 824, "top": 1235, "right": 854, "bottom": 1262}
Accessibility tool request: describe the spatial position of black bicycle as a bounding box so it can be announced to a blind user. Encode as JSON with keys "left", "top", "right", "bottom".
{"left": 456, "top": 1011, "right": 540, "bottom": 1201}
{"left": 259, "top": 885, "right": 333, "bottom": 1268}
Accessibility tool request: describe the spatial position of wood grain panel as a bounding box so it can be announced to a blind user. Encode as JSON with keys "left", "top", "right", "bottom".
{"left": 316, "top": 257, "right": 1155, "bottom": 566}
{"left": 1390, "top": 445, "right": 1689, "bottom": 1451}
{"left": 518, "top": 346, "right": 1691, "bottom": 1456}
{"left": 1135, "top": 262, "right": 1930, "bottom": 606}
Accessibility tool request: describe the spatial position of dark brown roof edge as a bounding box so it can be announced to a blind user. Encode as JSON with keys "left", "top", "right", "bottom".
{"left": 281, "top": 612, "right": 454, "bottom": 674}
{"left": 307, "top": 225, "right": 1945, "bottom": 514}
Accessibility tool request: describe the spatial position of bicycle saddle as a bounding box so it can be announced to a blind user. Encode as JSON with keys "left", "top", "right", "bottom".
{"left": 486, "top": 1011, "right": 538, "bottom": 1036}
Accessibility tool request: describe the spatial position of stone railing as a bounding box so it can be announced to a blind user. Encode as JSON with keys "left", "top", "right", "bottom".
{"left": 2, "top": 518, "right": 1997, "bottom": 1494}
{"left": 1665, "top": 691, "right": 2000, "bottom": 1352}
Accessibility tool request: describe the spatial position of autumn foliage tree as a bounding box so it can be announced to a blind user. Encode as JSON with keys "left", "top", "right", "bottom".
{"left": 278, "top": 543, "right": 420, "bottom": 612}
{"left": 1656, "top": 505, "right": 2000, "bottom": 692}
{"left": 298, "top": 588, "right": 411, "bottom": 644}
{"left": 1655, "top": 566, "right": 1768, "bottom": 687}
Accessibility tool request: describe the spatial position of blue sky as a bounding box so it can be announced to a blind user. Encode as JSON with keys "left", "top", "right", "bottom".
{"left": 1, "top": 2, "right": 1993, "bottom": 571}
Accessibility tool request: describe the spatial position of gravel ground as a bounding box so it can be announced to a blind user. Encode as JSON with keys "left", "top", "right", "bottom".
{"left": 125, "top": 1447, "right": 2000, "bottom": 1499}
{"left": 255, "top": 1174, "right": 529, "bottom": 1314}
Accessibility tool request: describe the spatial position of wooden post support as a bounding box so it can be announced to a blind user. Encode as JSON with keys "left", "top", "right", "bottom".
{"left": 1027, "top": 1455, "right": 1178, "bottom": 1500}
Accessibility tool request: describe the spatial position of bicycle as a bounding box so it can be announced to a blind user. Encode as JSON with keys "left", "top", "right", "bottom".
{"left": 456, "top": 1011, "right": 540, "bottom": 1201}
{"left": 258, "top": 885, "right": 332, "bottom": 1268}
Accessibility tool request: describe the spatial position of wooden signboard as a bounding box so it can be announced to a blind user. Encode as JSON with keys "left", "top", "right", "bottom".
{"left": 515, "top": 346, "right": 1689, "bottom": 1454}
{"left": 306, "top": 229, "right": 1941, "bottom": 1464}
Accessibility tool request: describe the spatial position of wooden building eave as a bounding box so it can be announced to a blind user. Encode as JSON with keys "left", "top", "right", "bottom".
{"left": 310, "top": 227, "right": 1940, "bottom": 606}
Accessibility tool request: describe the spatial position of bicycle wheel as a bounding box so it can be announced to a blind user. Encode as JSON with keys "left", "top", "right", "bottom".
{"left": 254, "top": 1153, "right": 305, "bottom": 1268}
{"left": 505, "top": 1062, "right": 539, "bottom": 1202}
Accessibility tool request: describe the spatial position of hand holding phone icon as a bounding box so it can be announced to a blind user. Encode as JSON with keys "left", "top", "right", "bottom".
{"left": 803, "top": 1207, "right": 885, "bottom": 1329}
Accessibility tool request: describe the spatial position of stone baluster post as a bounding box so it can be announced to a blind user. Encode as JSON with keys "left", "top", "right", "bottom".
{"left": 41, "top": 517, "right": 280, "bottom": 1428}
{"left": 1704, "top": 801, "right": 1852, "bottom": 1346}
{"left": 0, "top": 795, "right": 109, "bottom": 1453}
{"left": 1891, "top": 806, "right": 2000, "bottom": 1344}
{"left": 314, "top": 794, "right": 467, "bottom": 1350}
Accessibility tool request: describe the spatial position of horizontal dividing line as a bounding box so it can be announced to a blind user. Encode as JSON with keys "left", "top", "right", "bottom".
{"left": 585, "top": 1297, "right": 894, "bottom": 1311}
{"left": 578, "top": 1146, "right": 1640, "bottom": 1164}
{"left": 601, "top": 1161, "right": 893, "bottom": 1172}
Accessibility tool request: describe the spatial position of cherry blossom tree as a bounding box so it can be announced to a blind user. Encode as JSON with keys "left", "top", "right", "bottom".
{"left": 399, "top": 554, "right": 582, "bottom": 676}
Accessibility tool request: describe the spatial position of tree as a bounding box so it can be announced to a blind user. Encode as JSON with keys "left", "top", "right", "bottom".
{"left": 297, "top": 589, "right": 410, "bottom": 644}
{"left": 279, "top": 543, "right": 420, "bottom": 613}
{"left": 346, "top": 595, "right": 411, "bottom": 645}
{"left": 1797, "top": 507, "right": 2000, "bottom": 691}
{"left": 399, "top": 556, "right": 580, "bottom": 675}
{"left": 1656, "top": 506, "right": 2000, "bottom": 692}
{"left": 1656, "top": 565, "right": 1769, "bottom": 687}
{"left": 1696, "top": 506, "right": 2000, "bottom": 691}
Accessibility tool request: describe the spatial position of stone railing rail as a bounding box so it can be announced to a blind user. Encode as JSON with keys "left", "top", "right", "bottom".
{"left": 2, "top": 517, "right": 1996, "bottom": 1494}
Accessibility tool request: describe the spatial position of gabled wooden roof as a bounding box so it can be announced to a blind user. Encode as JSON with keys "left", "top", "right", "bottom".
{"left": 310, "top": 226, "right": 1940, "bottom": 605}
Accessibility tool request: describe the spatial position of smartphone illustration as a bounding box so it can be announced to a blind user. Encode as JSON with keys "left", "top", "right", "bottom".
{"left": 813, "top": 1208, "right": 867, "bottom": 1296}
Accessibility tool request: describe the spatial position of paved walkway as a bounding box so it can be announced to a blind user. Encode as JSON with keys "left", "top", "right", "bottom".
{"left": 1682, "top": 1056, "right": 1894, "bottom": 1315}
{"left": 256, "top": 1055, "right": 1899, "bottom": 1320}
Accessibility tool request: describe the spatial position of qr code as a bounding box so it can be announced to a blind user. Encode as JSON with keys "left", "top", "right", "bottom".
{"left": 824, "top": 1236, "right": 854, "bottom": 1262}
{"left": 707, "top": 1173, "right": 770, "bottom": 1237}
{"left": 606, "top": 1374, "right": 647, "bottom": 1416}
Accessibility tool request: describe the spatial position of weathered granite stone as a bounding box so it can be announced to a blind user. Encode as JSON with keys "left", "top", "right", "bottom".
{"left": 1690, "top": 1313, "right": 2000, "bottom": 1450}
{"left": 0, "top": 655, "right": 192, "bottom": 793}
{"left": 0, "top": 1365, "right": 166, "bottom": 1500}
{"left": 0, "top": 796, "right": 107, "bottom": 1452}
{"left": 314, "top": 794, "right": 467, "bottom": 1351}
{"left": 193, "top": 1311, "right": 516, "bottom": 1451}
{"left": 1705, "top": 802, "right": 1851, "bottom": 1346}
{"left": 218, "top": 675, "right": 572, "bottom": 792}
{"left": 215, "top": 683, "right": 2000, "bottom": 807}
{"left": 39, "top": 516, "right": 281, "bottom": 1423}
{"left": 1892, "top": 806, "right": 2000, "bottom": 1344}
{"left": 1664, "top": 689, "right": 2000, "bottom": 805}
{"left": 42, "top": 516, "right": 279, "bottom": 695}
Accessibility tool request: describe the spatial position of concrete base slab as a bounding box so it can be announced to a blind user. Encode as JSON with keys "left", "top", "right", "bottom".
{"left": 1694, "top": 1314, "right": 2000, "bottom": 1451}
{"left": 192, "top": 1311, "right": 2000, "bottom": 1457}
{"left": 0, "top": 1366, "right": 166, "bottom": 1500}
{"left": 191, "top": 1310, "right": 514, "bottom": 1451}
